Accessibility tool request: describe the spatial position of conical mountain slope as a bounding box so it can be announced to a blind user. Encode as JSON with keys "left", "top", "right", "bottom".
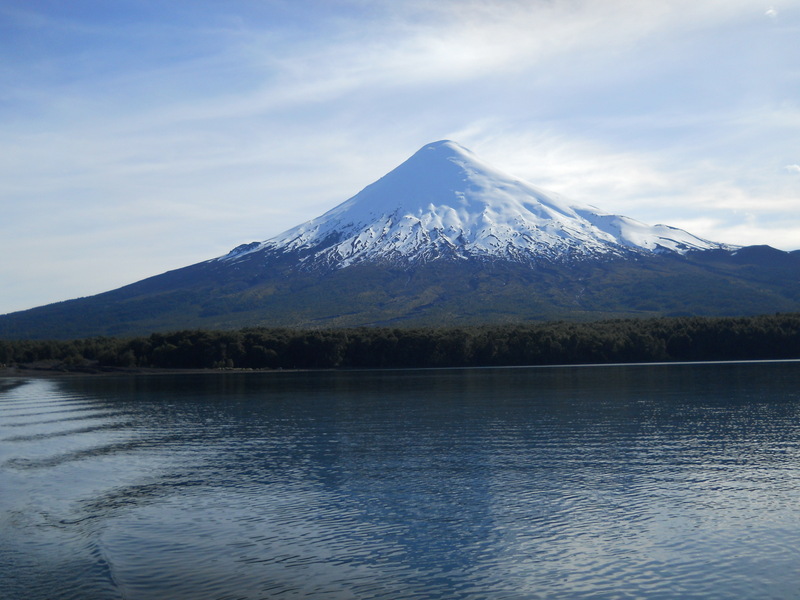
{"left": 2, "top": 141, "right": 798, "bottom": 340}
{"left": 222, "top": 140, "right": 727, "bottom": 269}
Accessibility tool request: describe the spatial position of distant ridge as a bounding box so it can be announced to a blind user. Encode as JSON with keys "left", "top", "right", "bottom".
{"left": 1, "top": 140, "right": 798, "bottom": 339}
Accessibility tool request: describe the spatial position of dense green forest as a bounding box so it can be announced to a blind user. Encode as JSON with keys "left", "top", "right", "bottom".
{"left": 2, "top": 314, "right": 799, "bottom": 372}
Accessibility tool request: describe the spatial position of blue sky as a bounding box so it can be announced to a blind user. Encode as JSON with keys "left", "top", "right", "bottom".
{"left": 1, "top": 0, "right": 799, "bottom": 314}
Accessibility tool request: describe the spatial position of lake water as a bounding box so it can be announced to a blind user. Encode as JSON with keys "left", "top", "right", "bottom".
{"left": 2, "top": 362, "right": 800, "bottom": 600}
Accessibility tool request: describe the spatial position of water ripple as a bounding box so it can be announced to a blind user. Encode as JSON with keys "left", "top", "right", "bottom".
{"left": 1, "top": 410, "right": 131, "bottom": 427}
{"left": 3, "top": 434, "right": 188, "bottom": 470}
{"left": 2, "top": 421, "right": 137, "bottom": 442}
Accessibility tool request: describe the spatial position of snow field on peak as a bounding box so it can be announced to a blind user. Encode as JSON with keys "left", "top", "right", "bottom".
{"left": 222, "top": 140, "right": 728, "bottom": 266}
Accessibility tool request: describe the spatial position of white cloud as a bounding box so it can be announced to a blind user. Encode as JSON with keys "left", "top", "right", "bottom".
{"left": 785, "top": 164, "right": 800, "bottom": 173}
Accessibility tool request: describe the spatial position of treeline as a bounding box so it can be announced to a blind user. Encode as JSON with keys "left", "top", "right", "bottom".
{"left": 2, "top": 313, "right": 800, "bottom": 371}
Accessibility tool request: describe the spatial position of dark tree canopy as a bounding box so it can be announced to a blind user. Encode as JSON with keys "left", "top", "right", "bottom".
{"left": 2, "top": 314, "right": 799, "bottom": 372}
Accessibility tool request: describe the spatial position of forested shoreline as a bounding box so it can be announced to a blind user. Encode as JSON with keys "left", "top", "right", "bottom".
{"left": 2, "top": 313, "right": 799, "bottom": 372}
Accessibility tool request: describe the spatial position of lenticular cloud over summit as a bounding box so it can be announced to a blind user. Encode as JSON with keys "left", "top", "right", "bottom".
{"left": 223, "top": 140, "right": 730, "bottom": 269}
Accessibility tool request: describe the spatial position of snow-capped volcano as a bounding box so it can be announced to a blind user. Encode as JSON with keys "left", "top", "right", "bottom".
{"left": 4, "top": 139, "right": 798, "bottom": 339}
{"left": 223, "top": 140, "right": 729, "bottom": 267}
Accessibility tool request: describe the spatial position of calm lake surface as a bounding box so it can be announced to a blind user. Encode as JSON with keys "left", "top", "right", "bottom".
{"left": 2, "top": 362, "right": 800, "bottom": 600}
